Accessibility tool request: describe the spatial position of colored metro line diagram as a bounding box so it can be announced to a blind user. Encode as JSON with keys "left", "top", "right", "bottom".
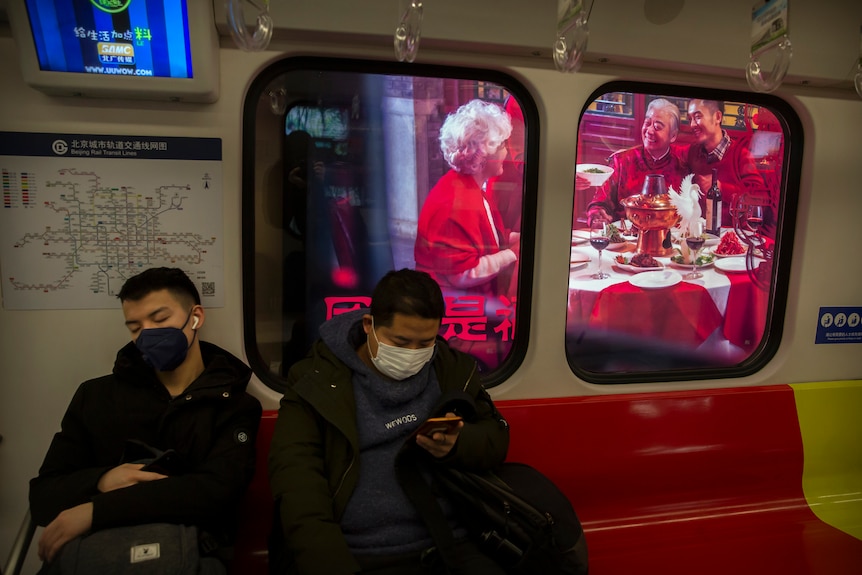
{"left": 0, "top": 133, "right": 223, "bottom": 309}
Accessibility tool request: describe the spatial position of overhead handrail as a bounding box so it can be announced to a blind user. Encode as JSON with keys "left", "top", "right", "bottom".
{"left": 225, "top": 0, "right": 273, "bottom": 52}
{"left": 553, "top": 0, "right": 590, "bottom": 73}
{"left": 746, "top": 0, "right": 792, "bottom": 93}
{"left": 394, "top": 1, "right": 424, "bottom": 63}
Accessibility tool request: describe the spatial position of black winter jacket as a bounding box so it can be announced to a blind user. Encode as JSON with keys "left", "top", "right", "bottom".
{"left": 268, "top": 330, "right": 510, "bottom": 575}
{"left": 29, "top": 341, "right": 262, "bottom": 547}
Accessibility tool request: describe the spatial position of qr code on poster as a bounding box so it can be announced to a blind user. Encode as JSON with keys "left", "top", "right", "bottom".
{"left": 201, "top": 282, "right": 216, "bottom": 297}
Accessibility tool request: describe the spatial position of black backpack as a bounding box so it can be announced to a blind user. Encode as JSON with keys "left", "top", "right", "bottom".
{"left": 432, "top": 462, "right": 588, "bottom": 574}
{"left": 428, "top": 462, "right": 589, "bottom": 574}
{"left": 397, "top": 389, "right": 588, "bottom": 574}
{"left": 45, "top": 524, "right": 226, "bottom": 575}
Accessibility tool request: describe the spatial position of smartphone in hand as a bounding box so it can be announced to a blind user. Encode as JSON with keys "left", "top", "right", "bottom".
{"left": 413, "top": 416, "right": 463, "bottom": 438}
{"left": 140, "top": 449, "right": 180, "bottom": 475}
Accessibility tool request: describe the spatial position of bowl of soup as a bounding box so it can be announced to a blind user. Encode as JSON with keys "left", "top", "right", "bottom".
{"left": 576, "top": 164, "right": 614, "bottom": 186}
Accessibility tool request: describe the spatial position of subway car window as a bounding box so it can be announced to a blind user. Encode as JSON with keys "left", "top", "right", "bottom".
{"left": 567, "top": 82, "right": 801, "bottom": 383}
{"left": 242, "top": 58, "right": 537, "bottom": 391}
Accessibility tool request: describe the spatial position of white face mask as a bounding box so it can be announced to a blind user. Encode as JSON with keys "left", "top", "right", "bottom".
{"left": 368, "top": 318, "right": 435, "bottom": 380}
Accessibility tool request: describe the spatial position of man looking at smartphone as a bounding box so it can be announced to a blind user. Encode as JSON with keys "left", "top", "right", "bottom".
{"left": 269, "top": 268, "right": 510, "bottom": 575}
{"left": 29, "top": 267, "right": 261, "bottom": 573}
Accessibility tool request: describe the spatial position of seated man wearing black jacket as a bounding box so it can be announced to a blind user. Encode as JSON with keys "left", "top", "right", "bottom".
{"left": 29, "top": 267, "right": 262, "bottom": 573}
{"left": 269, "top": 268, "right": 511, "bottom": 575}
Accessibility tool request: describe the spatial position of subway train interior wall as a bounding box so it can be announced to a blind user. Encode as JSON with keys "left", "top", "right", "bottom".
{"left": 1, "top": 1, "right": 860, "bottom": 573}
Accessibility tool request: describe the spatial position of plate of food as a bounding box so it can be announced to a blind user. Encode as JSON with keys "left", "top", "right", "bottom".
{"left": 712, "top": 247, "right": 747, "bottom": 257}
{"left": 669, "top": 251, "right": 715, "bottom": 269}
{"left": 702, "top": 233, "right": 720, "bottom": 247}
{"left": 613, "top": 253, "right": 664, "bottom": 273}
{"left": 712, "top": 230, "right": 747, "bottom": 257}
{"left": 714, "top": 258, "right": 749, "bottom": 274}
{"left": 605, "top": 224, "right": 628, "bottom": 252}
{"left": 570, "top": 255, "right": 591, "bottom": 271}
{"left": 572, "top": 229, "right": 590, "bottom": 244}
{"left": 630, "top": 270, "right": 682, "bottom": 290}
{"left": 607, "top": 242, "right": 633, "bottom": 252}
{"left": 576, "top": 163, "right": 614, "bottom": 187}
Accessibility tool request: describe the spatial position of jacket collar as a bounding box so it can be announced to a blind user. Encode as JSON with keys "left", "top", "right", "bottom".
{"left": 114, "top": 340, "right": 252, "bottom": 396}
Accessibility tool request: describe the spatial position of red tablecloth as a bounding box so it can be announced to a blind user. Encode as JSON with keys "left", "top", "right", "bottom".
{"left": 723, "top": 271, "right": 768, "bottom": 349}
{"left": 589, "top": 281, "right": 723, "bottom": 347}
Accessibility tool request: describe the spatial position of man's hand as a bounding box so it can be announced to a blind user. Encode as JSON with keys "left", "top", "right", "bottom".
{"left": 575, "top": 174, "right": 593, "bottom": 191}
{"left": 38, "top": 502, "right": 93, "bottom": 563}
{"left": 587, "top": 207, "right": 612, "bottom": 226}
{"left": 97, "top": 463, "right": 167, "bottom": 493}
{"left": 416, "top": 412, "right": 464, "bottom": 458}
{"left": 693, "top": 174, "right": 715, "bottom": 194}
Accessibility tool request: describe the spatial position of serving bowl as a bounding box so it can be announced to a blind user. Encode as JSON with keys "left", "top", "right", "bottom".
{"left": 576, "top": 164, "right": 614, "bottom": 187}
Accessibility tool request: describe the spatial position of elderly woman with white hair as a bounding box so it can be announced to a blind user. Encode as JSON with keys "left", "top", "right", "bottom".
{"left": 414, "top": 99, "right": 520, "bottom": 298}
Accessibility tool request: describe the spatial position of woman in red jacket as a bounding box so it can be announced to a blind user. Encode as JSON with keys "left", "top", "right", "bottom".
{"left": 414, "top": 99, "right": 519, "bottom": 300}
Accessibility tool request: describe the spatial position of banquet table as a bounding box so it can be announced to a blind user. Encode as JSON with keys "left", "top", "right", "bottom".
{"left": 567, "top": 237, "right": 768, "bottom": 352}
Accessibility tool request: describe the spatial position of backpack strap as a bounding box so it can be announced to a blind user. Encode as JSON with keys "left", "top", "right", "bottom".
{"left": 394, "top": 449, "right": 460, "bottom": 570}
{"left": 394, "top": 390, "right": 486, "bottom": 570}
{"left": 432, "top": 389, "right": 478, "bottom": 420}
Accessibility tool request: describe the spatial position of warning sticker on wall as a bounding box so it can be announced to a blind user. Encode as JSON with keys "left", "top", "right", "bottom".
{"left": 815, "top": 307, "right": 862, "bottom": 344}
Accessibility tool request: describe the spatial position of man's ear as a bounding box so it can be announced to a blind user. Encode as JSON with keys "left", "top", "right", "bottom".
{"left": 191, "top": 306, "right": 205, "bottom": 330}
{"left": 361, "top": 314, "right": 373, "bottom": 335}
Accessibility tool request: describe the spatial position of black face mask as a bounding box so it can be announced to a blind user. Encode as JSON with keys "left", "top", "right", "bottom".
{"left": 135, "top": 310, "right": 195, "bottom": 371}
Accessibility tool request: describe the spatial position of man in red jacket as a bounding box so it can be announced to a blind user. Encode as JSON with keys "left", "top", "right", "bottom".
{"left": 686, "top": 99, "right": 774, "bottom": 237}
{"left": 586, "top": 98, "right": 689, "bottom": 225}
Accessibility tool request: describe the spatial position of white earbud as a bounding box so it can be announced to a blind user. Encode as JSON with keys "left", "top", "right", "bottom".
{"left": 192, "top": 316, "right": 199, "bottom": 330}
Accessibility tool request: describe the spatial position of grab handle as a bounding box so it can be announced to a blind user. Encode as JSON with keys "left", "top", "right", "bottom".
{"left": 553, "top": 0, "right": 590, "bottom": 73}
{"left": 394, "top": 1, "right": 424, "bottom": 63}
{"left": 746, "top": 36, "right": 792, "bottom": 93}
{"left": 745, "top": 0, "right": 791, "bottom": 93}
{"left": 225, "top": 0, "right": 273, "bottom": 52}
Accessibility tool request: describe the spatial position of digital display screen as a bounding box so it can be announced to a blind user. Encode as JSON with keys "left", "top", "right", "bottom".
{"left": 23, "top": 0, "right": 194, "bottom": 79}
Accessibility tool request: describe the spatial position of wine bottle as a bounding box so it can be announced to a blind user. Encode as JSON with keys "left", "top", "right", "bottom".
{"left": 706, "top": 168, "right": 722, "bottom": 234}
